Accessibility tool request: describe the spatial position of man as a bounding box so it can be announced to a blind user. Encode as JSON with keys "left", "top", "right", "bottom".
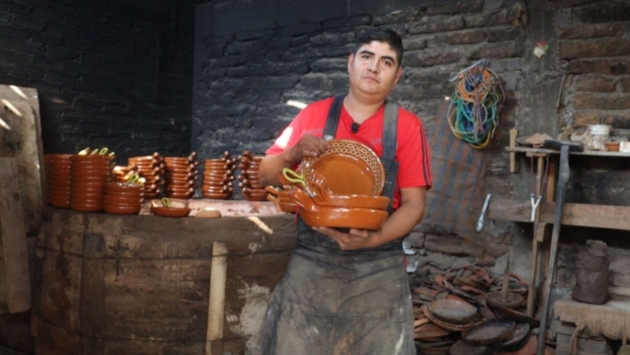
{"left": 252, "top": 27, "right": 432, "bottom": 355}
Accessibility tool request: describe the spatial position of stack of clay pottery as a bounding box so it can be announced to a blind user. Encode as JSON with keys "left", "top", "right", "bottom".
{"left": 102, "top": 176, "right": 145, "bottom": 215}
{"left": 201, "top": 152, "right": 235, "bottom": 199}
{"left": 128, "top": 153, "right": 164, "bottom": 199}
{"left": 572, "top": 239, "right": 609, "bottom": 304}
{"left": 69, "top": 152, "right": 113, "bottom": 212}
{"left": 164, "top": 152, "right": 199, "bottom": 199}
{"left": 44, "top": 154, "right": 72, "bottom": 208}
{"left": 237, "top": 151, "right": 267, "bottom": 201}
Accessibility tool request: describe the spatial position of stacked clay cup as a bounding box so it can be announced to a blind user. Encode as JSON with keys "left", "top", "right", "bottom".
{"left": 164, "top": 152, "right": 199, "bottom": 199}
{"left": 44, "top": 154, "right": 72, "bottom": 208}
{"left": 69, "top": 152, "right": 113, "bottom": 212}
{"left": 128, "top": 152, "right": 164, "bottom": 199}
{"left": 202, "top": 152, "right": 235, "bottom": 199}
{"left": 102, "top": 176, "right": 144, "bottom": 215}
{"left": 237, "top": 151, "right": 267, "bottom": 201}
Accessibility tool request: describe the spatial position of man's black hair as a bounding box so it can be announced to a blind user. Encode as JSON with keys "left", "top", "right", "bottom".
{"left": 353, "top": 27, "right": 404, "bottom": 67}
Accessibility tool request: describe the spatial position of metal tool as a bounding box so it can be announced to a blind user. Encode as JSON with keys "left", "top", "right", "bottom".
{"left": 530, "top": 193, "right": 542, "bottom": 222}
{"left": 536, "top": 139, "right": 583, "bottom": 355}
{"left": 476, "top": 193, "right": 492, "bottom": 232}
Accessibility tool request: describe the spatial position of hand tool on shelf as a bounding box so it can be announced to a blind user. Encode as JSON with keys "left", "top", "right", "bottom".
{"left": 536, "top": 139, "right": 583, "bottom": 355}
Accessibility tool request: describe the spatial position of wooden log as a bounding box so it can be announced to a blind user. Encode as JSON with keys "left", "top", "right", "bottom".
{"left": 488, "top": 198, "right": 630, "bottom": 231}
{"left": 206, "top": 242, "right": 228, "bottom": 355}
{"left": 0, "top": 158, "right": 31, "bottom": 314}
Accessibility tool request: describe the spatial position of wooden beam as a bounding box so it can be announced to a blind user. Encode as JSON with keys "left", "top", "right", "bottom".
{"left": 488, "top": 198, "right": 630, "bottom": 231}
{"left": 0, "top": 158, "right": 31, "bottom": 314}
{"left": 206, "top": 241, "right": 228, "bottom": 355}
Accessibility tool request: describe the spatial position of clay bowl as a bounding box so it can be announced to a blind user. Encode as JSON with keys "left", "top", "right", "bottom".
{"left": 267, "top": 194, "right": 296, "bottom": 213}
{"left": 202, "top": 192, "right": 231, "bottom": 200}
{"left": 102, "top": 194, "right": 143, "bottom": 205}
{"left": 427, "top": 299, "right": 478, "bottom": 325}
{"left": 166, "top": 165, "right": 196, "bottom": 173}
{"left": 414, "top": 340, "right": 453, "bottom": 355}
{"left": 204, "top": 161, "right": 229, "bottom": 169}
{"left": 50, "top": 199, "right": 70, "bottom": 209}
{"left": 70, "top": 154, "right": 111, "bottom": 163}
{"left": 289, "top": 187, "right": 388, "bottom": 229}
{"left": 493, "top": 307, "right": 540, "bottom": 328}
{"left": 72, "top": 181, "right": 106, "bottom": 191}
{"left": 422, "top": 305, "right": 481, "bottom": 333}
{"left": 166, "top": 186, "right": 195, "bottom": 194}
{"left": 448, "top": 339, "right": 494, "bottom": 355}
{"left": 104, "top": 182, "right": 144, "bottom": 193}
{"left": 495, "top": 323, "right": 531, "bottom": 352}
{"left": 203, "top": 187, "right": 233, "bottom": 196}
{"left": 164, "top": 156, "right": 193, "bottom": 163}
{"left": 167, "top": 170, "right": 197, "bottom": 179}
{"left": 485, "top": 291, "right": 524, "bottom": 309}
{"left": 461, "top": 318, "right": 515, "bottom": 346}
{"left": 151, "top": 205, "right": 191, "bottom": 217}
{"left": 103, "top": 203, "right": 142, "bottom": 215}
{"left": 166, "top": 177, "right": 196, "bottom": 186}
{"left": 165, "top": 192, "right": 193, "bottom": 199}
{"left": 204, "top": 172, "right": 231, "bottom": 181}
{"left": 203, "top": 177, "right": 232, "bottom": 186}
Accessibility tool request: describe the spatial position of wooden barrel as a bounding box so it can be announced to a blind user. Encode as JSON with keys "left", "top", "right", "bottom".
{"left": 34, "top": 207, "right": 295, "bottom": 355}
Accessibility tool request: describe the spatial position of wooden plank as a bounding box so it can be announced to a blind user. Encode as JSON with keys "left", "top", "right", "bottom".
{"left": 0, "top": 158, "right": 32, "bottom": 313}
{"left": 488, "top": 198, "right": 630, "bottom": 231}
{"left": 0, "top": 85, "right": 44, "bottom": 236}
{"left": 206, "top": 241, "right": 227, "bottom": 355}
{"left": 506, "top": 146, "right": 630, "bottom": 157}
{"left": 509, "top": 129, "right": 519, "bottom": 173}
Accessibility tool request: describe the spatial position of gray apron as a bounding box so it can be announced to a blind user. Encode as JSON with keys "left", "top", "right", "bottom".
{"left": 249, "top": 97, "right": 415, "bottom": 355}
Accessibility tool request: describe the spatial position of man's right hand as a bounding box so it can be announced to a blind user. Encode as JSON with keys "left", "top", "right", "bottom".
{"left": 289, "top": 134, "right": 329, "bottom": 164}
{"left": 259, "top": 134, "right": 329, "bottom": 186}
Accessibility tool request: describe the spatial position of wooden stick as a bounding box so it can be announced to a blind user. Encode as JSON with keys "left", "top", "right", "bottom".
{"left": 206, "top": 242, "right": 228, "bottom": 355}
{"left": 509, "top": 129, "right": 519, "bottom": 173}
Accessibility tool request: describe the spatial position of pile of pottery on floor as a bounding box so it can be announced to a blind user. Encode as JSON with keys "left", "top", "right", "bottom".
{"left": 44, "top": 154, "right": 72, "bottom": 208}
{"left": 163, "top": 152, "right": 199, "bottom": 199}
{"left": 128, "top": 152, "right": 165, "bottom": 199}
{"left": 411, "top": 265, "right": 538, "bottom": 355}
{"left": 201, "top": 151, "right": 235, "bottom": 199}
{"left": 102, "top": 174, "right": 144, "bottom": 215}
{"left": 237, "top": 150, "right": 267, "bottom": 201}
{"left": 69, "top": 148, "right": 114, "bottom": 212}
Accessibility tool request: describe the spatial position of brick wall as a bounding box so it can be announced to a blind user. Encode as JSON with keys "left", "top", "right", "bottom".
{"left": 559, "top": 0, "right": 630, "bottom": 128}
{"left": 0, "top": 0, "right": 194, "bottom": 163}
{"left": 193, "top": 0, "right": 526, "bottom": 158}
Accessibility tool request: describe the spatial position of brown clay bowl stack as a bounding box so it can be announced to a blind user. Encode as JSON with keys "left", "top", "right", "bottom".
{"left": 163, "top": 152, "right": 199, "bottom": 199}
{"left": 102, "top": 181, "right": 144, "bottom": 215}
{"left": 44, "top": 154, "right": 73, "bottom": 208}
{"left": 69, "top": 153, "right": 113, "bottom": 212}
{"left": 237, "top": 150, "right": 267, "bottom": 201}
{"left": 128, "top": 152, "right": 165, "bottom": 198}
{"left": 202, "top": 151, "right": 235, "bottom": 200}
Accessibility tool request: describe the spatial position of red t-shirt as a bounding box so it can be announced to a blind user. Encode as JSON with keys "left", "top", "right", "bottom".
{"left": 267, "top": 97, "right": 432, "bottom": 210}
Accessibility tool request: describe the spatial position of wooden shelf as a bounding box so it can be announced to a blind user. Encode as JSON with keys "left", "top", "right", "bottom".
{"left": 506, "top": 146, "right": 630, "bottom": 157}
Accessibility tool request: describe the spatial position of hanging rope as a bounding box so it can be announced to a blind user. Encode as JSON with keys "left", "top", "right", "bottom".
{"left": 446, "top": 61, "right": 505, "bottom": 149}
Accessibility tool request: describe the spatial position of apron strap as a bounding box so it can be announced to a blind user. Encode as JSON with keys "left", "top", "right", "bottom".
{"left": 381, "top": 101, "right": 399, "bottom": 214}
{"left": 323, "top": 96, "right": 344, "bottom": 141}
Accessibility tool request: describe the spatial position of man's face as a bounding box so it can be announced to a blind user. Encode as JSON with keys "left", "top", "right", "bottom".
{"left": 347, "top": 41, "right": 402, "bottom": 101}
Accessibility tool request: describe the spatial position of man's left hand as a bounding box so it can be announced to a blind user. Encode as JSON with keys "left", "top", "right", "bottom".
{"left": 312, "top": 226, "right": 376, "bottom": 250}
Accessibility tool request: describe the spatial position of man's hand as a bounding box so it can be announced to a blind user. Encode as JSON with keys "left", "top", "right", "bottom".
{"left": 312, "top": 226, "right": 377, "bottom": 250}
{"left": 290, "top": 135, "right": 329, "bottom": 163}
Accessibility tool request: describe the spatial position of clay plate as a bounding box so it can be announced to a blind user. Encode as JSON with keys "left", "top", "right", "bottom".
{"left": 461, "top": 318, "right": 515, "bottom": 346}
{"left": 151, "top": 206, "right": 191, "bottom": 217}
{"left": 427, "top": 298, "right": 478, "bottom": 324}
{"left": 300, "top": 140, "right": 384, "bottom": 196}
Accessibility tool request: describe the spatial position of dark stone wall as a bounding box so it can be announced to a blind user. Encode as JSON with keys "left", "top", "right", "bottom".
{"left": 0, "top": 0, "right": 195, "bottom": 163}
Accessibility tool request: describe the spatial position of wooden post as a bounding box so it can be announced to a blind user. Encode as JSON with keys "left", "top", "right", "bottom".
{"left": 509, "top": 129, "right": 519, "bottom": 173}
{"left": 0, "top": 158, "right": 31, "bottom": 313}
{"left": 206, "top": 241, "right": 228, "bottom": 355}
